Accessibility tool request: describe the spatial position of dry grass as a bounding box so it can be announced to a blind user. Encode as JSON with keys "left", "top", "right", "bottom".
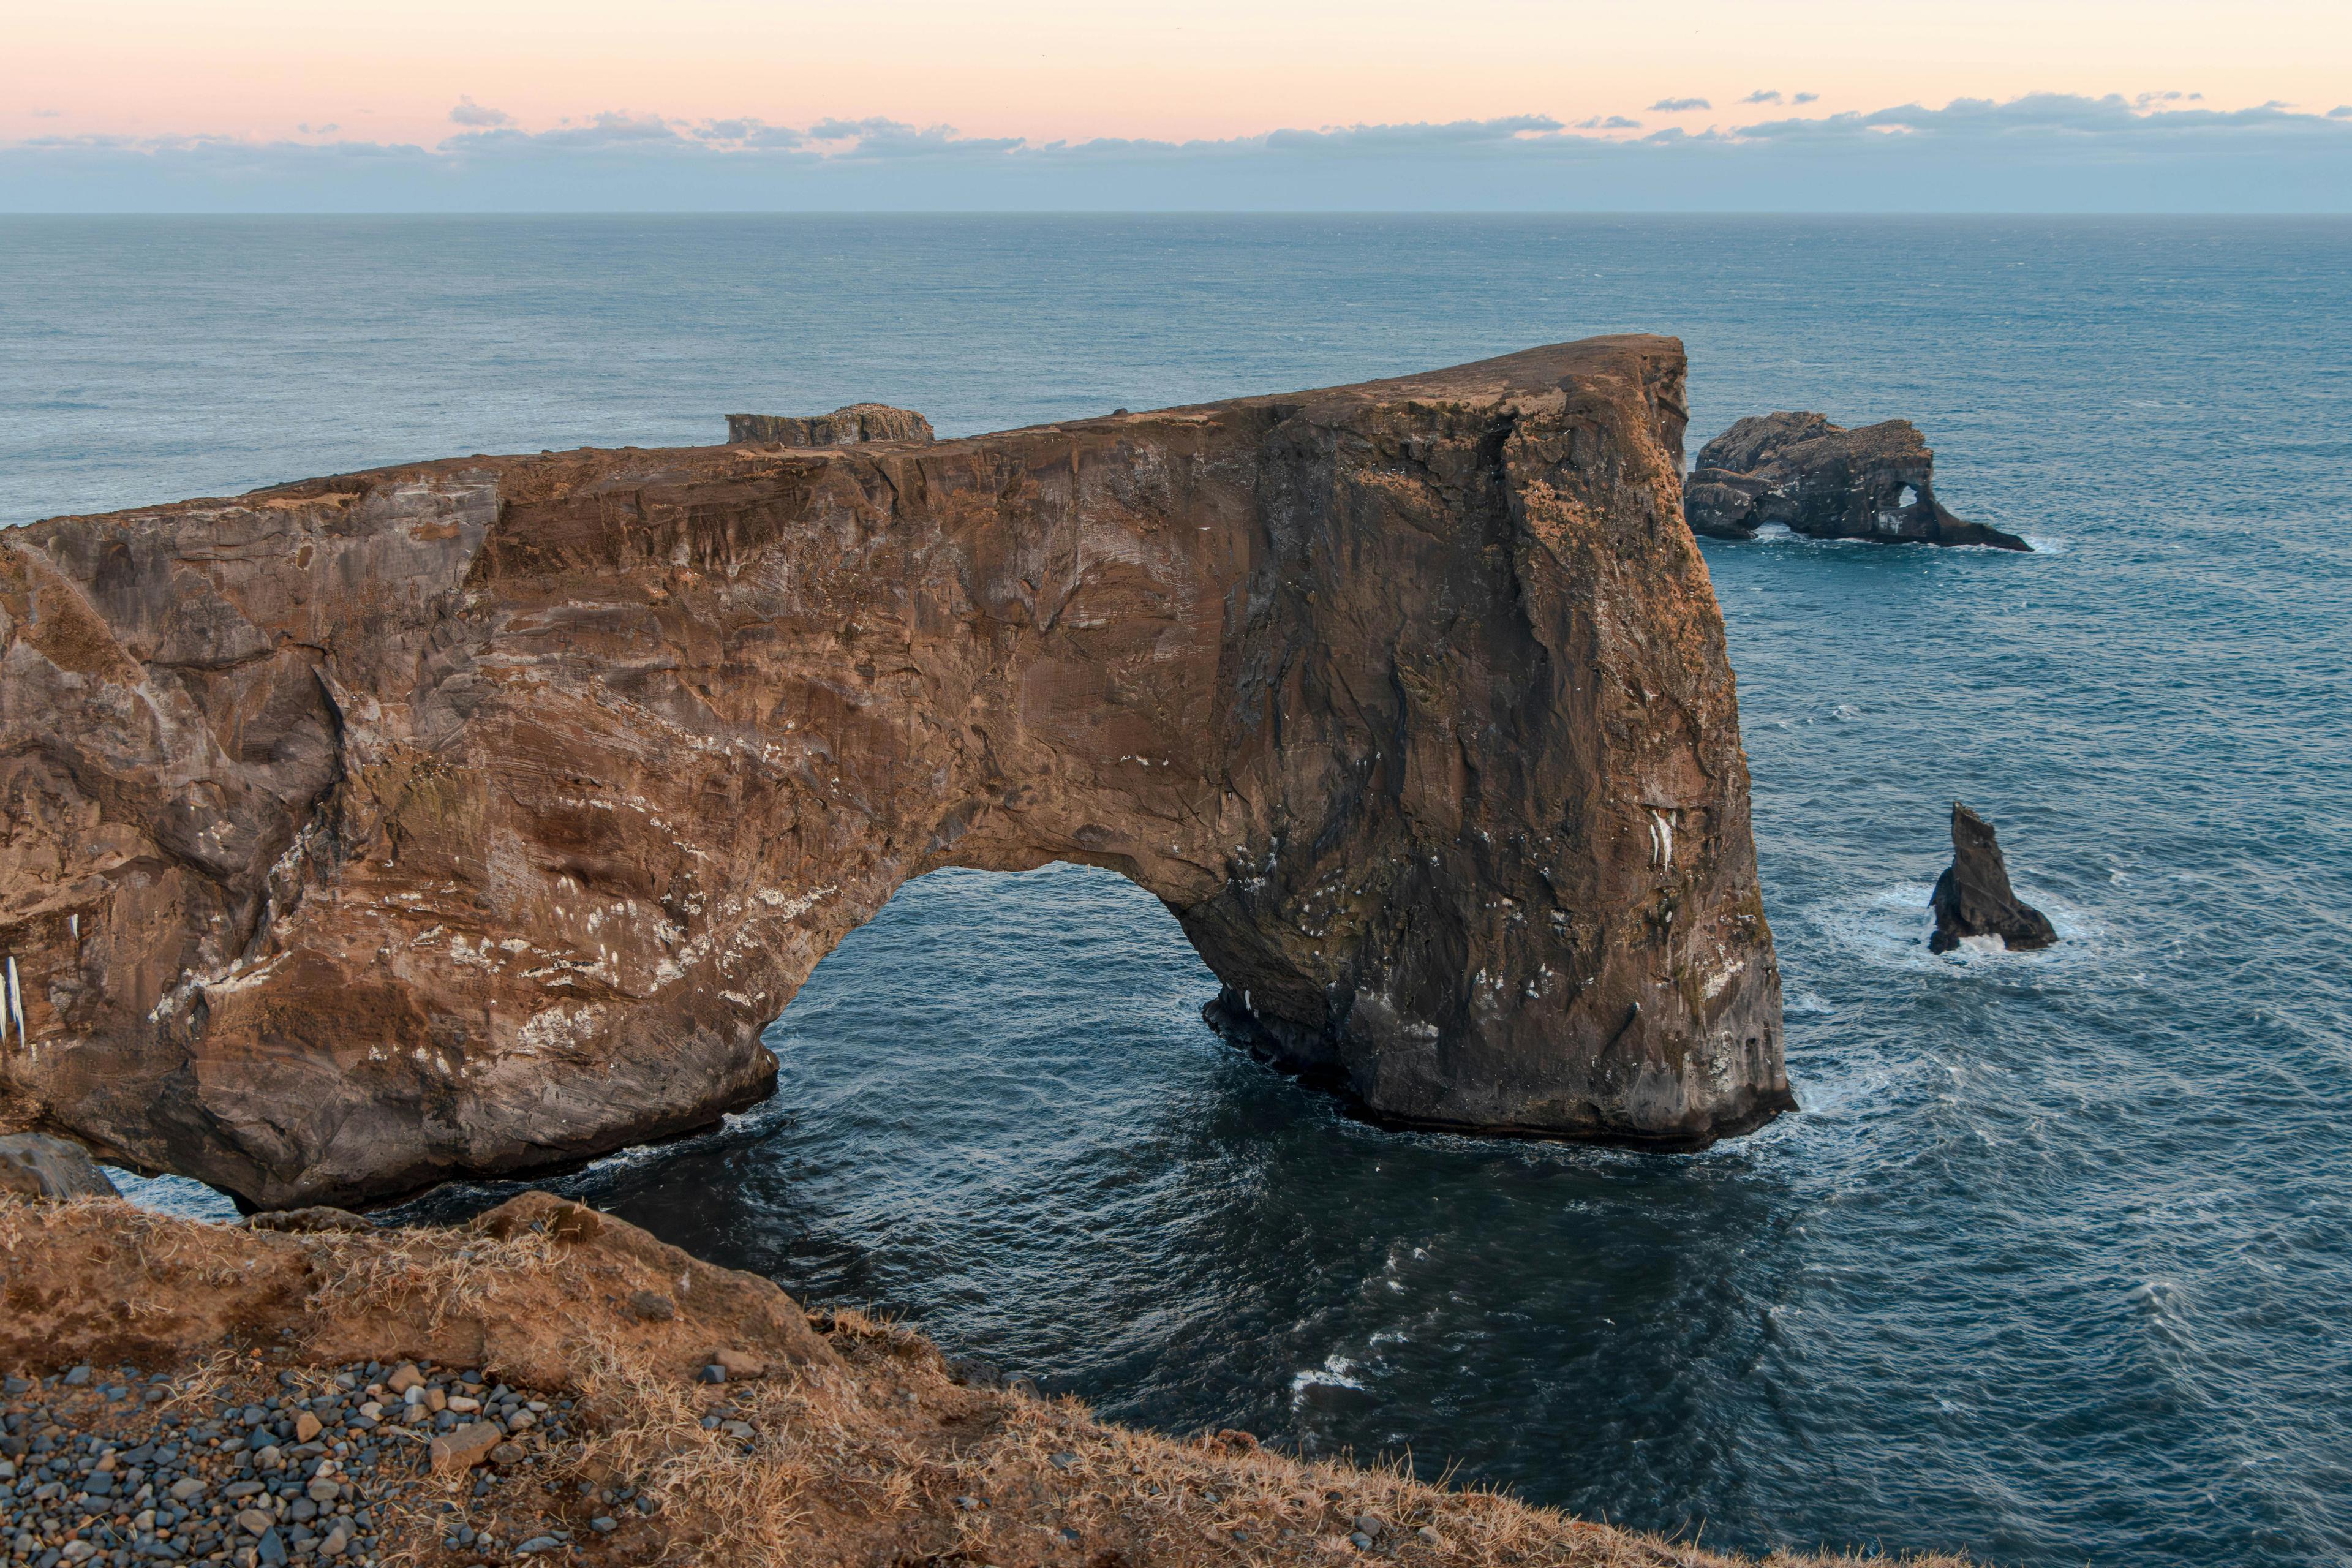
{"left": 1, "top": 1194, "right": 1978, "bottom": 1568}
{"left": 510, "top": 1308, "right": 1976, "bottom": 1568}
{"left": 297, "top": 1220, "right": 564, "bottom": 1330}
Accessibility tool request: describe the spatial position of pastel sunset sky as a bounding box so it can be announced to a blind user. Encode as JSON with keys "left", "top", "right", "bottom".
{"left": 6, "top": 0, "right": 2350, "bottom": 209}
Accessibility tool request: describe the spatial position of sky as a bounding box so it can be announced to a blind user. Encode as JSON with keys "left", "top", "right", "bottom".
{"left": 5, "top": 0, "right": 2351, "bottom": 210}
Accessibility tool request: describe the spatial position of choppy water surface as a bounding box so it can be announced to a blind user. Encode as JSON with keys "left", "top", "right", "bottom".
{"left": 9, "top": 216, "right": 2350, "bottom": 1567}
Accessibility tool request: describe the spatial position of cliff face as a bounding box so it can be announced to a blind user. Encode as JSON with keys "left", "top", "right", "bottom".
{"left": 1684, "top": 412, "right": 2029, "bottom": 550}
{"left": 0, "top": 336, "right": 1789, "bottom": 1209}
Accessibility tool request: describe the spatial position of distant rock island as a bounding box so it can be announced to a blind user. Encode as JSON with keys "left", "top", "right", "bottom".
{"left": 1685, "top": 411, "right": 2029, "bottom": 551}
{"left": 0, "top": 335, "right": 1792, "bottom": 1210}
{"left": 1930, "top": 804, "right": 2059, "bottom": 954}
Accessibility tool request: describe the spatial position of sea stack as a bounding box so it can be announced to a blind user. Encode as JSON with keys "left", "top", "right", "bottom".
{"left": 1684, "top": 411, "right": 2029, "bottom": 551}
{"left": 0, "top": 335, "right": 1792, "bottom": 1208}
{"left": 1929, "top": 804, "right": 2059, "bottom": 954}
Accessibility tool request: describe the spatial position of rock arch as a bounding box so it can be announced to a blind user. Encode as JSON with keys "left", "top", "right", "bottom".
{"left": 0, "top": 336, "right": 1790, "bottom": 1208}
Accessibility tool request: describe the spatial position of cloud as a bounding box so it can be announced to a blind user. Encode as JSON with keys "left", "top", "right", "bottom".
{"left": 1741, "top": 91, "right": 1783, "bottom": 105}
{"left": 1730, "top": 92, "right": 2342, "bottom": 144}
{"left": 297, "top": 123, "right": 339, "bottom": 135}
{"left": 31, "top": 109, "right": 61, "bottom": 119}
{"left": 448, "top": 97, "right": 512, "bottom": 129}
{"left": 1793, "top": 93, "right": 1819, "bottom": 105}
{"left": 4, "top": 95, "right": 2349, "bottom": 214}
{"left": 2333, "top": 106, "right": 2352, "bottom": 119}
{"left": 1649, "top": 97, "right": 1711, "bottom": 112}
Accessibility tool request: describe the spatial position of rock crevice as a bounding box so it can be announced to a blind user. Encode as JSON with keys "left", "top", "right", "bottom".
{"left": 0, "top": 336, "right": 1790, "bottom": 1208}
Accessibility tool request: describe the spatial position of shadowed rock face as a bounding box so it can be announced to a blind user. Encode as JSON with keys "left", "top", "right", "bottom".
{"left": 0, "top": 335, "right": 1790, "bottom": 1210}
{"left": 1929, "top": 804, "right": 2058, "bottom": 954}
{"left": 0, "top": 1131, "right": 119, "bottom": 1199}
{"left": 1684, "top": 411, "right": 2029, "bottom": 551}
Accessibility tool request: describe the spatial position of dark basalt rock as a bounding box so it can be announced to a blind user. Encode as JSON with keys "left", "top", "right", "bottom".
{"left": 1684, "top": 411, "right": 2029, "bottom": 551}
{"left": 0, "top": 1131, "right": 119, "bottom": 1200}
{"left": 1929, "top": 803, "right": 2058, "bottom": 954}
{"left": 726, "top": 403, "right": 935, "bottom": 446}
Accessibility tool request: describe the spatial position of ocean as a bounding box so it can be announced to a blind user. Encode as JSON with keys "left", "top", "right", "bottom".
{"left": 5, "top": 214, "right": 2348, "bottom": 1567}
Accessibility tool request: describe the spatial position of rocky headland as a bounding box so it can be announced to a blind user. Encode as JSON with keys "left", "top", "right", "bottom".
{"left": 0, "top": 335, "right": 1790, "bottom": 1211}
{"left": 1929, "top": 804, "right": 2057, "bottom": 955}
{"left": 0, "top": 1186, "right": 1968, "bottom": 1568}
{"left": 1683, "top": 413, "right": 2028, "bottom": 551}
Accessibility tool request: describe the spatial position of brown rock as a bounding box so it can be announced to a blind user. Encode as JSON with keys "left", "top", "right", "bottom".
{"left": 385, "top": 1362, "right": 423, "bottom": 1394}
{"left": 626, "top": 1290, "right": 676, "bottom": 1322}
{"left": 489, "top": 1441, "right": 526, "bottom": 1470}
{"left": 1684, "top": 410, "right": 2029, "bottom": 550}
{"left": 0, "top": 1134, "right": 118, "bottom": 1200}
{"left": 429, "top": 1421, "right": 503, "bottom": 1473}
{"left": 726, "top": 402, "right": 935, "bottom": 447}
{"left": 0, "top": 335, "right": 1789, "bottom": 1208}
{"left": 712, "top": 1348, "right": 767, "bottom": 1380}
{"left": 293, "top": 1411, "right": 322, "bottom": 1442}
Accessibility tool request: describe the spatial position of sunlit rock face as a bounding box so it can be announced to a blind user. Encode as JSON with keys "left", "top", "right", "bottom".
{"left": 0, "top": 335, "right": 1789, "bottom": 1209}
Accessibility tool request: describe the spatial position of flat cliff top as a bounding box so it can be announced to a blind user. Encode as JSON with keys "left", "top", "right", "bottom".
{"left": 0, "top": 1194, "right": 1963, "bottom": 1567}
{"left": 26, "top": 335, "right": 1689, "bottom": 533}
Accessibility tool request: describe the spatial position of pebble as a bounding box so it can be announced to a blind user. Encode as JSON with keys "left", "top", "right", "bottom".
{"left": 0, "top": 1353, "right": 592, "bottom": 1568}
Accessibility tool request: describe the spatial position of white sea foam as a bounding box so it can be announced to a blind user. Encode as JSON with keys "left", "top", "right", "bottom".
{"left": 1812, "top": 879, "right": 2114, "bottom": 976}
{"left": 1289, "top": 1354, "right": 1368, "bottom": 1401}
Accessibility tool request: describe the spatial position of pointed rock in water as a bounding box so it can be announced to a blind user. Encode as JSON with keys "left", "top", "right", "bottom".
{"left": 0, "top": 335, "right": 1790, "bottom": 1207}
{"left": 1684, "top": 410, "right": 2029, "bottom": 550}
{"left": 1929, "top": 804, "right": 2058, "bottom": 954}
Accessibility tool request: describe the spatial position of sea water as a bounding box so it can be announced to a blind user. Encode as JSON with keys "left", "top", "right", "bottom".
{"left": 6, "top": 215, "right": 2348, "bottom": 1567}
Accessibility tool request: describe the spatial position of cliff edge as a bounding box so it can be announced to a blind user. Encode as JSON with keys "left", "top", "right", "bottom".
{"left": 0, "top": 1193, "right": 1965, "bottom": 1567}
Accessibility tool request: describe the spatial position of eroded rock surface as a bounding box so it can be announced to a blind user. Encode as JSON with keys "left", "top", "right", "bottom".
{"left": 0, "top": 335, "right": 1790, "bottom": 1208}
{"left": 1929, "top": 803, "right": 2058, "bottom": 954}
{"left": 726, "top": 403, "right": 936, "bottom": 447}
{"left": 1684, "top": 411, "right": 2028, "bottom": 551}
{"left": 0, "top": 1131, "right": 118, "bottom": 1200}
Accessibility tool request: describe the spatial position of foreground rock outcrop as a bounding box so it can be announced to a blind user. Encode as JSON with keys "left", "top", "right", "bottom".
{"left": 0, "top": 1131, "right": 118, "bottom": 1199}
{"left": 0, "top": 1194, "right": 1967, "bottom": 1567}
{"left": 1929, "top": 804, "right": 2058, "bottom": 954}
{"left": 1684, "top": 412, "right": 2028, "bottom": 551}
{"left": 0, "top": 335, "right": 1789, "bottom": 1209}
